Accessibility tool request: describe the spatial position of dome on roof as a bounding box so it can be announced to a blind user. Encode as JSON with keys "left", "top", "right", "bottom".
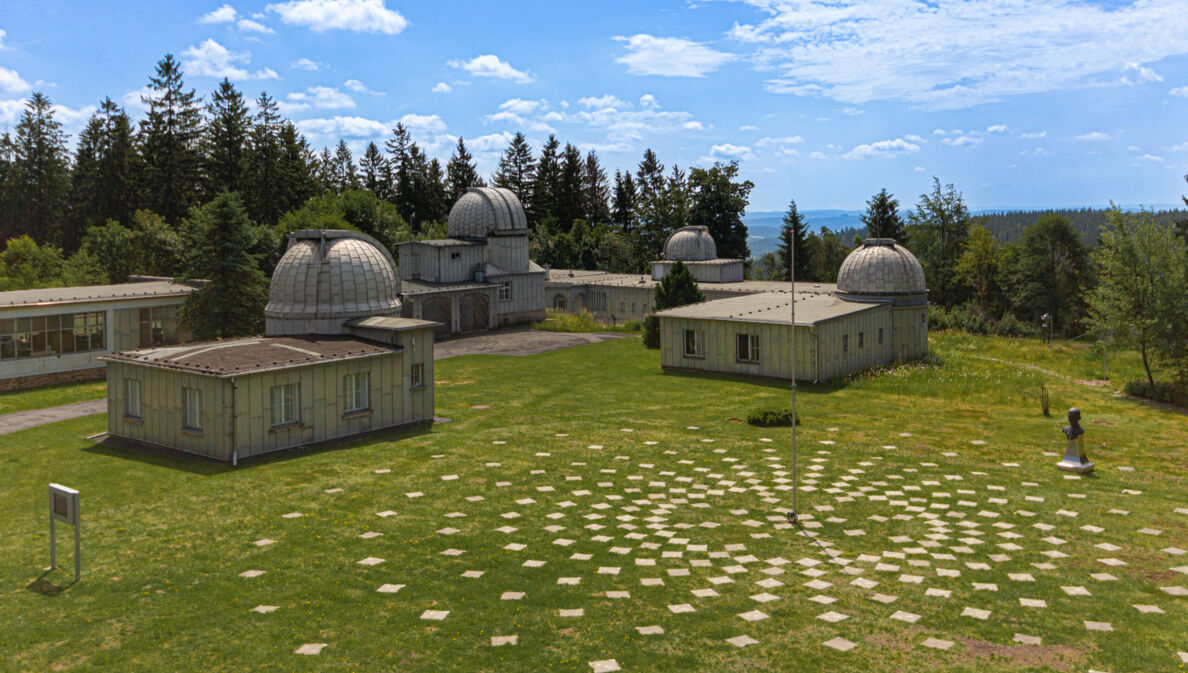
{"left": 265, "top": 230, "right": 401, "bottom": 336}
{"left": 663, "top": 226, "right": 717, "bottom": 261}
{"left": 836, "top": 238, "right": 927, "bottom": 302}
{"left": 447, "top": 187, "right": 528, "bottom": 239}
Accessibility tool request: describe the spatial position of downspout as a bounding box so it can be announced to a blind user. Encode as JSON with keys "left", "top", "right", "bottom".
{"left": 230, "top": 377, "right": 238, "bottom": 466}
{"left": 812, "top": 327, "right": 820, "bottom": 383}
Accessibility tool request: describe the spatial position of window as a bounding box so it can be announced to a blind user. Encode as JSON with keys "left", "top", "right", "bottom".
{"left": 270, "top": 383, "right": 300, "bottom": 427}
{"left": 0, "top": 311, "right": 105, "bottom": 360}
{"left": 499, "top": 282, "right": 512, "bottom": 301}
{"left": 631, "top": 303, "right": 637, "bottom": 315}
{"left": 842, "top": 334, "right": 849, "bottom": 353}
{"left": 183, "top": 388, "right": 202, "bottom": 431}
{"left": 921, "top": 314, "right": 926, "bottom": 324}
{"left": 450, "top": 252, "right": 460, "bottom": 259}
{"left": 736, "top": 334, "right": 760, "bottom": 363}
{"left": 139, "top": 306, "right": 179, "bottom": 347}
{"left": 411, "top": 363, "right": 425, "bottom": 387}
{"left": 125, "top": 378, "right": 141, "bottom": 418}
{"left": 878, "top": 328, "right": 884, "bottom": 345}
{"left": 683, "top": 329, "right": 704, "bottom": 357}
{"left": 343, "top": 372, "right": 369, "bottom": 412}
{"left": 858, "top": 332, "right": 864, "bottom": 349}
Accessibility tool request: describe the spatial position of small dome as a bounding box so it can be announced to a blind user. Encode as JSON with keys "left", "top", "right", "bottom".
{"left": 265, "top": 230, "right": 401, "bottom": 335}
{"left": 663, "top": 226, "right": 717, "bottom": 261}
{"left": 836, "top": 238, "right": 927, "bottom": 299}
{"left": 447, "top": 187, "right": 528, "bottom": 239}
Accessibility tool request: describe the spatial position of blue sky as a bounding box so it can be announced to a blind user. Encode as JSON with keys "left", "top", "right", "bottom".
{"left": 2, "top": 0, "right": 1187, "bottom": 211}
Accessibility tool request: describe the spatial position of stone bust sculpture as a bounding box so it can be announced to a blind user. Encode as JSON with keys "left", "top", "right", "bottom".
{"left": 1063, "top": 407, "right": 1084, "bottom": 440}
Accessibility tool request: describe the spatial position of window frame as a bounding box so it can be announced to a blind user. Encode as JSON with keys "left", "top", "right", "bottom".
{"left": 736, "top": 333, "right": 760, "bottom": 363}
{"left": 125, "top": 378, "right": 142, "bottom": 419}
{"left": 411, "top": 363, "right": 425, "bottom": 388}
{"left": 182, "top": 387, "right": 203, "bottom": 432}
{"left": 683, "top": 329, "right": 704, "bottom": 358}
{"left": 343, "top": 372, "right": 370, "bottom": 413}
{"left": 270, "top": 383, "right": 300, "bottom": 428}
{"left": 499, "top": 281, "right": 512, "bottom": 301}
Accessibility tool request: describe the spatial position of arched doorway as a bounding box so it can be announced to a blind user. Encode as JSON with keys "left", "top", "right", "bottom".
{"left": 422, "top": 297, "right": 452, "bottom": 339}
{"left": 459, "top": 293, "right": 490, "bottom": 333}
{"left": 573, "top": 292, "right": 585, "bottom": 313}
{"left": 552, "top": 293, "right": 567, "bottom": 310}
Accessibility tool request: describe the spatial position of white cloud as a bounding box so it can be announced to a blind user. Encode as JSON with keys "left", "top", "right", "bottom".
{"left": 280, "top": 85, "right": 356, "bottom": 112}
{"left": 1127, "top": 145, "right": 1141, "bottom": 152}
{"left": 579, "top": 94, "right": 628, "bottom": 110}
{"left": 913, "top": 165, "right": 925, "bottom": 172}
{"left": 810, "top": 151, "right": 828, "bottom": 160}
{"left": 739, "top": 124, "right": 759, "bottom": 131}
{"left": 613, "top": 34, "right": 735, "bottom": 77}
{"left": 0, "top": 29, "right": 8, "bottom": 50}
{"left": 267, "top": 0, "right": 408, "bottom": 34}
{"left": 1169, "top": 141, "right": 1188, "bottom": 152}
{"left": 683, "top": 121, "right": 704, "bottom": 130}
{"left": 398, "top": 113, "right": 447, "bottom": 133}
{"left": 1020, "top": 130, "right": 1047, "bottom": 139}
{"left": 904, "top": 134, "right": 925, "bottom": 143}
{"left": 0, "top": 99, "right": 95, "bottom": 128}
{"left": 1135, "top": 153, "right": 1164, "bottom": 162}
{"left": 775, "top": 147, "right": 799, "bottom": 158}
{"left": 297, "top": 115, "right": 387, "bottom": 139}
{"left": 237, "top": 19, "right": 274, "bottom": 33}
{"left": 709, "top": 143, "right": 753, "bottom": 160}
{"left": 201, "top": 4, "right": 238, "bottom": 23}
{"left": 1076, "top": 131, "right": 1112, "bottom": 141}
{"left": 500, "top": 98, "right": 544, "bottom": 115}
{"left": 1121, "top": 62, "right": 1162, "bottom": 84}
{"left": 1171, "top": 85, "right": 1188, "bottom": 97}
{"left": 841, "top": 107, "right": 863, "bottom": 116}
{"left": 182, "top": 39, "right": 277, "bottom": 80}
{"left": 432, "top": 82, "right": 452, "bottom": 93}
{"left": 468, "top": 132, "right": 514, "bottom": 152}
{"left": 343, "top": 79, "right": 382, "bottom": 94}
{"left": 941, "top": 135, "right": 982, "bottom": 147}
{"left": 640, "top": 94, "right": 658, "bottom": 108}
{"left": 733, "top": 0, "right": 1188, "bottom": 109}
{"left": 843, "top": 137, "right": 921, "bottom": 159}
{"left": 448, "top": 54, "right": 534, "bottom": 83}
{"left": 756, "top": 135, "right": 803, "bottom": 146}
{"left": 986, "top": 124, "right": 1010, "bottom": 134}
{"left": 0, "top": 66, "right": 31, "bottom": 95}
{"left": 291, "top": 57, "right": 324, "bottom": 71}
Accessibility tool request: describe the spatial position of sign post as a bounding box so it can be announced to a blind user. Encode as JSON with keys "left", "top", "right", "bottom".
{"left": 48, "top": 484, "right": 80, "bottom": 581}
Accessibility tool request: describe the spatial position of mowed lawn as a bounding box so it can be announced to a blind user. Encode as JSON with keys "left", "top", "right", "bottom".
{"left": 0, "top": 333, "right": 1185, "bottom": 672}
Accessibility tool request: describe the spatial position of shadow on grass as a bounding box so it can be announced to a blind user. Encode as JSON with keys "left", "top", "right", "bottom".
{"left": 26, "top": 570, "right": 75, "bottom": 596}
{"left": 661, "top": 368, "right": 848, "bottom": 395}
{"left": 82, "top": 422, "right": 437, "bottom": 475}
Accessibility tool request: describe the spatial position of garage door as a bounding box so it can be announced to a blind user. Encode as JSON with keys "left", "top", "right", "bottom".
{"left": 459, "top": 293, "right": 489, "bottom": 333}
{"left": 422, "top": 297, "right": 452, "bottom": 339}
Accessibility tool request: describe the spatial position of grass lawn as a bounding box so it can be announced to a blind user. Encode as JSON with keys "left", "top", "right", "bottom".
{"left": 1, "top": 332, "right": 1185, "bottom": 672}
{"left": 0, "top": 380, "right": 106, "bottom": 416}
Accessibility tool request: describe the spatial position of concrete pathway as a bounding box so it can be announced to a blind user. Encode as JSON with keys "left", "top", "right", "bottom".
{"left": 0, "top": 399, "right": 107, "bottom": 436}
{"left": 0, "top": 328, "right": 634, "bottom": 435}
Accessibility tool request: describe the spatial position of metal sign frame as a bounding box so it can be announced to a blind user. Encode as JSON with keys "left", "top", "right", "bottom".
{"left": 48, "top": 483, "right": 80, "bottom": 581}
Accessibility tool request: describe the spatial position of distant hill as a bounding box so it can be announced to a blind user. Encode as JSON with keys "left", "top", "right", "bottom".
{"left": 744, "top": 205, "right": 1188, "bottom": 258}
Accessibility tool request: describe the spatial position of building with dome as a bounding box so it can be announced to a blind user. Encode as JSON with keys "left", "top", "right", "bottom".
{"left": 396, "top": 187, "right": 546, "bottom": 338}
{"left": 100, "top": 229, "right": 438, "bottom": 462}
{"left": 650, "top": 226, "right": 745, "bottom": 284}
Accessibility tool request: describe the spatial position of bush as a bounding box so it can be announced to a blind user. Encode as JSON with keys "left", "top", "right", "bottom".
{"left": 642, "top": 315, "right": 660, "bottom": 349}
{"left": 1123, "top": 380, "right": 1188, "bottom": 406}
{"left": 929, "top": 303, "right": 1040, "bottom": 338}
{"left": 746, "top": 407, "right": 799, "bottom": 427}
{"left": 532, "top": 311, "right": 643, "bottom": 334}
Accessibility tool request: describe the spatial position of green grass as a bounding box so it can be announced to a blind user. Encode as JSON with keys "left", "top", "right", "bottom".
{"left": 0, "top": 379, "right": 106, "bottom": 415}
{"left": 1, "top": 333, "right": 1185, "bottom": 672}
{"left": 532, "top": 310, "right": 642, "bottom": 334}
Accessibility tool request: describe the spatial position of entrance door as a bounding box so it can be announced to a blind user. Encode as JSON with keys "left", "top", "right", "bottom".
{"left": 459, "top": 293, "right": 490, "bottom": 333}
{"left": 553, "top": 294, "right": 567, "bottom": 310}
{"left": 422, "top": 297, "right": 452, "bottom": 339}
{"left": 573, "top": 293, "right": 585, "bottom": 313}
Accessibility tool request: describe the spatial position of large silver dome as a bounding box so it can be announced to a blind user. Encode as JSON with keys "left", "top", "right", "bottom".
{"left": 447, "top": 187, "right": 528, "bottom": 239}
{"left": 836, "top": 238, "right": 927, "bottom": 300}
{"left": 663, "top": 226, "right": 717, "bottom": 261}
{"left": 265, "top": 230, "right": 401, "bottom": 336}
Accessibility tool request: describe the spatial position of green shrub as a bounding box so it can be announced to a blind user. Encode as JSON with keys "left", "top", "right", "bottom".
{"left": 746, "top": 407, "right": 799, "bottom": 427}
{"left": 533, "top": 311, "right": 641, "bottom": 334}
{"left": 929, "top": 304, "right": 1039, "bottom": 338}
{"left": 642, "top": 315, "right": 660, "bottom": 349}
{"left": 1123, "top": 380, "right": 1187, "bottom": 406}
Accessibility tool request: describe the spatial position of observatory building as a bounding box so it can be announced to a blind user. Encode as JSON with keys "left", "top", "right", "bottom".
{"left": 397, "top": 187, "right": 546, "bottom": 338}
{"left": 101, "top": 230, "right": 437, "bottom": 462}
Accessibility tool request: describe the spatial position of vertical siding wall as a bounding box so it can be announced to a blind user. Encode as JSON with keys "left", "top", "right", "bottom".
{"left": 812, "top": 306, "right": 894, "bottom": 380}
{"left": 891, "top": 306, "right": 929, "bottom": 361}
{"left": 437, "top": 246, "right": 485, "bottom": 283}
{"left": 487, "top": 234, "right": 530, "bottom": 272}
{"left": 658, "top": 317, "right": 814, "bottom": 381}
{"left": 493, "top": 273, "right": 546, "bottom": 322}
{"left": 107, "top": 360, "right": 230, "bottom": 459}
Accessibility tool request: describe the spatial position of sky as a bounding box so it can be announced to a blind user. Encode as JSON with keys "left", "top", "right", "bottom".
{"left": 1, "top": 0, "right": 1187, "bottom": 212}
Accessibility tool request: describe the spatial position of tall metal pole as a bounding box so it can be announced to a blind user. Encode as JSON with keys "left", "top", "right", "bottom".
{"left": 789, "top": 222, "right": 799, "bottom": 520}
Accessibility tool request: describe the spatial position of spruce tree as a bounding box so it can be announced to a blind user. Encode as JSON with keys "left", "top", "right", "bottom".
{"left": 688, "top": 161, "right": 753, "bottom": 260}
{"left": 180, "top": 192, "right": 268, "bottom": 339}
{"left": 861, "top": 188, "right": 906, "bottom": 241}
{"left": 204, "top": 78, "right": 249, "bottom": 198}
{"left": 385, "top": 123, "right": 414, "bottom": 221}
{"left": 276, "top": 121, "right": 318, "bottom": 215}
{"left": 777, "top": 198, "right": 812, "bottom": 282}
{"left": 359, "top": 141, "right": 388, "bottom": 199}
{"left": 907, "top": 178, "right": 972, "bottom": 307}
{"left": 140, "top": 54, "right": 204, "bottom": 225}
{"left": 492, "top": 132, "right": 535, "bottom": 213}
{"left": 643, "top": 260, "right": 706, "bottom": 347}
{"left": 7, "top": 93, "right": 71, "bottom": 245}
{"left": 446, "top": 137, "right": 481, "bottom": 203}
{"left": 582, "top": 151, "right": 611, "bottom": 225}
{"left": 611, "top": 169, "right": 637, "bottom": 233}
{"left": 69, "top": 100, "right": 142, "bottom": 249}
{"left": 245, "top": 93, "right": 283, "bottom": 225}
{"left": 332, "top": 139, "right": 357, "bottom": 194}
{"left": 529, "top": 135, "right": 561, "bottom": 225}
{"left": 555, "top": 143, "right": 584, "bottom": 227}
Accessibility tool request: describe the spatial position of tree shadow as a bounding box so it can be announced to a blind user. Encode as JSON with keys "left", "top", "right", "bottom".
{"left": 661, "top": 368, "right": 847, "bottom": 394}
{"left": 26, "top": 570, "right": 75, "bottom": 596}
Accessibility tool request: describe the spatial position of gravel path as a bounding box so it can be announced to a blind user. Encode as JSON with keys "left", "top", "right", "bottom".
{"left": 0, "top": 399, "right": 107, "bottom": 436}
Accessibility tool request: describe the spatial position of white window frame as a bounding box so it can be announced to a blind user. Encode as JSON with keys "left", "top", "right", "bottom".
{"left": 343, "top": 372, "right": 369, "bottom": 412}
{"left": 125, "top": 378, "right": 141, "bottom": 418}
{"left": 499, "top": 281, "right": 512, "bottom": 301}
{"left": 182, "top": 387, "right": 202, "bottom": 431}
{"left": 411, "top": 363, "right": 425, "bottom": 388}
{"left": 683, "top": 329, "right": 704, "bottom": 358}
{"left": 736, "top": 333, "right": 760, "bottom": 363}
{"left": 270, "top": 383, "right": 300, "bottom": 427}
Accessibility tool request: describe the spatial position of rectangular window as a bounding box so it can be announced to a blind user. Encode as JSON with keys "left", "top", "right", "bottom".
{"left": 411, "top": 363, "right": 424, "bottom": 387}
{"left": 139, "top": 306, "right": 180, "bottom": 347}
{"left": 0, "top": 312, "right": 107, "bottom": 359}
{"left": 859, "top": 332, "right": 865, "bottom": 349}
{"left": 843, "top": 334, "right": 849, "bottom": 353}
{"left": 270, "top": 383, "right": 300, "bottom": 427}
{"left": 683, "top": 329, "right": 704, "bottom": 357}
{"left": 736, "top": 334, "right": 760, "bottom": 363}
{"left": 343, "top": 372, "right": 369, "bottom": 412}
{"left": 499, "top": 282, "right": 512, "bottom": 301}
{"left": 878, "top": 328, "right": 884, "bottom": 345}
{"left": 183, "top": 387, "right": 202, "bottom": 431}
{"left": 125, "top": 378, "right": 141, "bottom": 418}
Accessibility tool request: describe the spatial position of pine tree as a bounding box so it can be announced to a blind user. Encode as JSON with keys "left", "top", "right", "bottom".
{"left": 204, "top": 78, "right": 249, "bottom": 198}
{"left": 425, "top": 158, "right": 449, "bottom": 224}
{"left": 332, "top": 139, "right": 357, "bottom": 194}
{"left": 611, "top": 169, "right": 637, "bottom": 233}
{"left": 68, "top": 98, "right": 141, "bottom": 249}
{"left": 359, "top": 141, "right": 388, "bottom": 199}
{"left": 6, "top": 93, "right": 71, "bottom": 245}
{"left": 492, "top": 132, "right": 535, "bottom": 213}
{"left": 907, "top": 178, "right": 972, "bottom": 307}
{"left": 245, "top": 93, "right": 283, "bottom": 225}
{"left": 776, "top": 198, "right": 811, "bottom": 281}
{"left": 315, "top": 147, "right": 335, "bottom": 194}
{"left": 446, "top": 137, "right": 481, "bottom": 203}
{"left": 139, "top": 54, "right": 204, "bottom": 225}
{"left": 643, "top": 260, "right": 706, "bottom": 347}
{"left": 581, "top": 152, "right": 611, "bottom": 225}
{"left": 529, "top": 135, "right": 561, "bottom": 225}
{"left": 276, "top": 121, "right": 318, "bottom": 216}
{"left": 688, "top": 161, "right": 753, "bottom": 260}
{"left": 385, "top": 123, "right": 414, "bottom": 221}
{"left": 555, "top": 143, "right": 584, "bottom": 227}
{"left": 861, "top": 188, "right": 906, "bottom": 242}
{"left": 180, "top": 192, "right": 268, "bottom": 339}
{"left": 634, "top": 149, "right": 667, "bottom": 260}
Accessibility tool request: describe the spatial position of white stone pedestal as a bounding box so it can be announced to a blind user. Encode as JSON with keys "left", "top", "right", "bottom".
{"left": 1057, "top": 437, "right": 1094, "bottom": 474}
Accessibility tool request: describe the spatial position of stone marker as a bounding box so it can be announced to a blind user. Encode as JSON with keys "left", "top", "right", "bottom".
{"left": 1057, "top": 408, "right": 1094, "bottom": 474}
